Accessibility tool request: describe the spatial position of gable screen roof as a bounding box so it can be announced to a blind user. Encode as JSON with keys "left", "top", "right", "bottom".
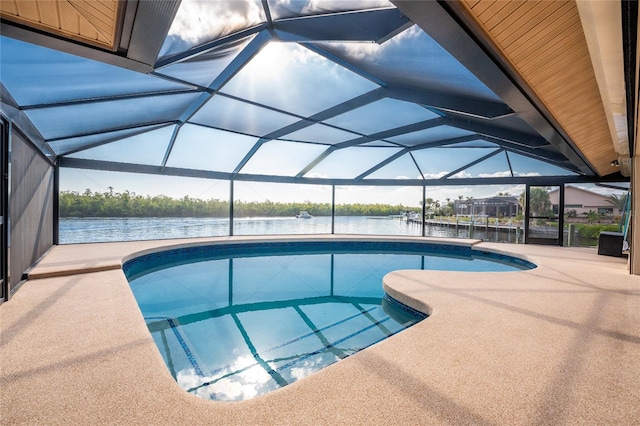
{"left": 0, "top": 0, "right": 630, "bottom": 187}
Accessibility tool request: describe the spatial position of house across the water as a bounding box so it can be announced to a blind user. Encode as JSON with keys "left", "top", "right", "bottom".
{"left": 453, "top": 196, "right": 521, "bottom": 218}
{"left": 549, "top": 185, "right": 625, "bottom": 217}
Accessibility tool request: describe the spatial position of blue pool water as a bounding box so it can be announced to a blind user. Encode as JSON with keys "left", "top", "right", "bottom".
{"left": 124, "top": 241, "right": 534, "bottom": 401}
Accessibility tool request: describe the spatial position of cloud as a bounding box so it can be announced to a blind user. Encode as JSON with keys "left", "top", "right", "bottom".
{"left": 493, "top": 184, "right": 525, "bottom": 196}
{"left": 421, "top": 171, "right": 449, "bottom": 179}
{"left": 337, "top": 185, "right": 376, "bottom": 192}
{"left": 305, "top": 172, "right": 330, "bottom": 179}
{"left": 478, "top": 171, "right": 512, "bottom": 178}
{"left": 325, "top": 23, "right": 421, "bottom": 61}
{"left": 301, "top": 0, "right": 391, "bottom": 17}
{"left": 444, "top": 171, "right": 542, "bottom": 179}
{"left": 168, "top": 0, "right": 264, "bottom": 45}
{"left": 449, "top": 171, "right": 472, "bottom": 179}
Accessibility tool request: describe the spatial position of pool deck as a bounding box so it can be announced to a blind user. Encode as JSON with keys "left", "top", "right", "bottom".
{"left": 1, "top": 235, "right": 639, "bottom": 425}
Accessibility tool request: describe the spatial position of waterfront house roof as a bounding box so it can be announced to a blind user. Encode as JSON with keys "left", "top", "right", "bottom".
{"left": 455, "top": 195, "right": 519, "bottom": 205}
{"left": 549, "top": 185, "right": 627, "bottom": 212}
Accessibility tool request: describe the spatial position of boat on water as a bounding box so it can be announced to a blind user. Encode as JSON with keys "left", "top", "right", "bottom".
{"left": 402, "top": 211, "right": 420, "bottom": 221}
{"left": 296, "top": 210, "right": 313, "bottom": 219}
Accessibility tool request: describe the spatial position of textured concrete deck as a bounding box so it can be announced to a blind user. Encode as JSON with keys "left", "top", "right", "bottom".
{"left": 1, "top": 236, "right": 639, "bottom": 425}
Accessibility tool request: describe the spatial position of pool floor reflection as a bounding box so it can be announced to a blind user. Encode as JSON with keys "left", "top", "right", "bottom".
{"left": 130, "top": 252, "right": 430, "bottom": 401}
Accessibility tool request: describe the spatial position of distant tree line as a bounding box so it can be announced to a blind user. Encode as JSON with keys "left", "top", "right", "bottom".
{"left": 60, "top": 189, "right": 415, "bottom": 218}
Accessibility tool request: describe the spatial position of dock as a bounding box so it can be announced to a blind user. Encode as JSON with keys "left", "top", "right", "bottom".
{"left": 406, "top": 217, "right": 522, "bottom": 232}
{"left": 403, "top": 216, "right": 524, "bottom": 242}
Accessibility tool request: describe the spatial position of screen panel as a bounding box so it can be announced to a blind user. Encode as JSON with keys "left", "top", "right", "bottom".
{"left": 189, "top": 95, "right": 300, "bottom": 136}
{"left": 323, "top": 98, "right": 440, "bottom": 136}
{"left": 221, "top": 42, "right": 379, "bottom": 117}
{"left": 166, "top": 124, "right": 258, "bottom": 172}
{"left": 159, "top": 0, "right": 266, "bottom": 58}
{"left": 304, "top": 146, "right": 401, "bottom": 179}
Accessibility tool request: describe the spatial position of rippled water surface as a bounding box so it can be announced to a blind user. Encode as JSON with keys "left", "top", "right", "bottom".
{"left": 60, "top": 216, "right": 525, "bottom": 243}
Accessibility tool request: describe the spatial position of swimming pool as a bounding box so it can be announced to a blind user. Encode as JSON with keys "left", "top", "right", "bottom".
{"left": 124, "top": 240, "right": 534, "bottom": 401}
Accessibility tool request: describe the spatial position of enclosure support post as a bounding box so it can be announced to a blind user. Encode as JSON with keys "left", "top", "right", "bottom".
{"left": 331, "top": 185, "right": 336, "bottom": 235}
{"left": 229, "top": 179, "right": 234, "bottom": 236}
{"left": 422, "top": 185, "right": 426, "bottom": 237}
{"left": 53, "top": 163, "right": 59, "bottom": 245}
{"left": 558, "top": 184, "right": 565, "bottom": 246}
{"left": 524, "top": 184, "right": 530, "bottom": 243}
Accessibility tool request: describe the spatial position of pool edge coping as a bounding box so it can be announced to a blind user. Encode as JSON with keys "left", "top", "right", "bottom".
{"left": 27, "top": 234, "right": 487, "bottom": 280}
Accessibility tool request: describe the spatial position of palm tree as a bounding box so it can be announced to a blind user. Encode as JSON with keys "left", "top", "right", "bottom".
{"left": 605, "top": 193, "right": 628, "bottom": 214}
{"left": 518, "top": 191, "right": 525, "bottom": 214}
{"left": 455, "top": 195, "right": 464, "bottom": 216}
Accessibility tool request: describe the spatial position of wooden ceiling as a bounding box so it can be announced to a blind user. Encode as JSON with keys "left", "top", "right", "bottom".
{"left": 0, "top": 0, "right": 122, "bottom": 51}
{"left": 460, "top": 0, "right": 619, "bottom": 176}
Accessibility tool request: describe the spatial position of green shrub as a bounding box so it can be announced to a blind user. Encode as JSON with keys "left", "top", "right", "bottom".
{"left": 574, "top": 223, "right": 619, "bottom": 240}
